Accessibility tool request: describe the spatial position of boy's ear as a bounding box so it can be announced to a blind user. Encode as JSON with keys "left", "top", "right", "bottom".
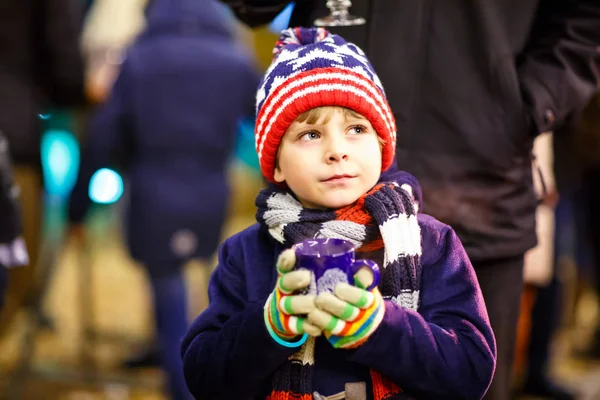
{"left": 274, "top": 166, "right": 285, "bottom": 183}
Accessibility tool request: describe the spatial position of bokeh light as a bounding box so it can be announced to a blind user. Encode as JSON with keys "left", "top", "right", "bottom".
{"left": 41, "top": 129, "right": 80, "bottom": 199}
{"left": 88, "top": 168, "right": 124, "bottom": 204}
{"left": 269, "top": 3, "right": 295, "bottom": 33}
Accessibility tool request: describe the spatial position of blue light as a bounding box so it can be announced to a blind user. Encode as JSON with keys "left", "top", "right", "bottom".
{"left": 234, "top": 117, "right": 260, "bottom": 174}
{"left": 88, "top": 168, "right": 124, "bottom": 204}
{"left": 269, "top": 3, "right": 294, "bottom": 34}
{"left": 41, "top": 129, "right": 80, "bottom": 199}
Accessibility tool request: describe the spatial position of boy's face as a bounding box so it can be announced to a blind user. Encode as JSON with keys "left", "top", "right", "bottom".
{"left": 274, "top": 108, "right": 382, "bottom": 209}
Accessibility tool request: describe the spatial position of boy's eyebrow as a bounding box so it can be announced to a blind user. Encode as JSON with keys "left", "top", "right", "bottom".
{"left": 291, "top": 120, "right": 325, "bottom": 128}
{"left": 344, "top": 115, "right": 367, "bottom": 122}
{"left": 290, "top": 121, "right": 320, "bottom": 129}
{"left": 343, "top": 115, "right": 369, "bottom": 124}
{"left": 291, "top": 111, "right": 369, "bottom": 128}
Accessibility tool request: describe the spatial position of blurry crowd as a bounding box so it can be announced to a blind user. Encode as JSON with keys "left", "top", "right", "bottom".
{"left": 0, "top": 1, "right": 599, "bottom": 400}
{"left": 0, "top": 0, "right": 259, "bottom": 398}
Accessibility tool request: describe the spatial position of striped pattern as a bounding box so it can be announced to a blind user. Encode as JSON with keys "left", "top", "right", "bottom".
{"left": 267, "top": 338, "right": 316, "bottom": 400}
{"left": 265, "top": 292, "right": 301, "bottom": 339}
{"left": 255, "top": 69, "right": 396, "bottom": 152}
{"left": 325, "top": 288, "right": 386, "bottom": 349}
{"left": 380, "top": 215, "right": 421, "bottom": 266}
{"left": 256, "top": 169, "right": 422, "bottom": 400}
{"left": 256, "top": 181, "right": 422, "bottom": 309}
{"left": 263, "top": 192, "right": 303, "bottom": 243}
{"left": 264, "top": 261, "right": 312, "bottom": 339}
{"left": 254, "top": 27, "right": 396, "bottom": 183}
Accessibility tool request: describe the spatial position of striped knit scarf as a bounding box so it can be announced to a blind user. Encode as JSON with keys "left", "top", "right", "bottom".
{"left": 255, "top": 171, "right": 423, "bottom": 400}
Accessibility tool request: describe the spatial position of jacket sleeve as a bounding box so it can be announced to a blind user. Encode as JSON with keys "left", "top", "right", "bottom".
{"left": 347, "top": 216, "right": 496, "bottom": 399}
{"left": 181, "top": 235, "right": 298, "bottom": 399}
{"left": 67, "top": 62, "right": 132, "bottom": 224}
{"left": 35, "top": 0, "right": 86, "bottom": 107}
{"left": 518, "top": 0, "right": 600, "bottom": 134}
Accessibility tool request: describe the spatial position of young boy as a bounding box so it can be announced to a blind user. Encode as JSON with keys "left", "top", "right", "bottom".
{"left": 181, "top": 27, "right": 496, "bottom": 400}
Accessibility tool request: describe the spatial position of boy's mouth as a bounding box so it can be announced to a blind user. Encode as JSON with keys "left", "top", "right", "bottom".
{"left": 322, "top": 174, "right": 356, "bottom": 183}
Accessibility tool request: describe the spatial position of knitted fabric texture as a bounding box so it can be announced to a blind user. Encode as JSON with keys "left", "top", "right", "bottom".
{"left": 321, "top": 285, "right": 386, "bottom": 349}
{"left": 255, "top": 170, "right": 422, "bottom": 400}
{"left": 255, "top": 27, "right": 396, "bottom": 183}
{"left": 265, "top": 252, "right": 319, "bottom": 340}
{"left": 266, "top": 271, "right": 310, "bottom": 339}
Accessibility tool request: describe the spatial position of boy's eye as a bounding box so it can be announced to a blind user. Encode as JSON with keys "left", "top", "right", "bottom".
{"left": 299, "top": 131, "right": 320, "bottom": 141}
{"left": 348, "top": 125, "right": 368, "bottom": 135}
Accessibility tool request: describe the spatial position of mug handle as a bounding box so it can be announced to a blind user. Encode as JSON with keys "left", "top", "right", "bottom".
{"left": 350, "top": 259, "right": 380, "bottom": 291}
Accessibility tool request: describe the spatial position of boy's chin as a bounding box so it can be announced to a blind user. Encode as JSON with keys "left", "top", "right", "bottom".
{"left": 302, "top": 194, "right": 362, "bottom": 210}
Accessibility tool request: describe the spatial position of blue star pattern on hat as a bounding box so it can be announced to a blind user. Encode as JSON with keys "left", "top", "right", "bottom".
{"left": 255, "top": 28, "right": 385, "bottom": 114}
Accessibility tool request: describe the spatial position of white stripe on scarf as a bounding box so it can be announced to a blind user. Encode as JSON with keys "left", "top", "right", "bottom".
{"left": 380, "top": 213, "right": 422, "bottom": 268}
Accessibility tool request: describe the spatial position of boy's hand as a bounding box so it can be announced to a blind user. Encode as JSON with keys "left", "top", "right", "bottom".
{"left": 308, "top": 266, "right": 385, "bottom": 349}
{"left": 264, "top": 249, "right": 321, "bottom": 342}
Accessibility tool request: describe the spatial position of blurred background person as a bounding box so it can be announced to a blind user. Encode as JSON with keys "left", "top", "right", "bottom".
{"left": 0, "top": 130, "right": 29, "bottom": 310}
{"left": 67, "top": 0, "right": 260, "bottom": 398}
{"left": 221, "top": 2, "right": 600, "bottom": 399}
{"left": 569, "top": 91, "right": 600, "bottom": 360}
{"left": 0, "top": 0, "right": 85, "bottom": 336}
{"left": 81, "top": 0, "right": 149, "bottom": 105}
{"left": 515, "top": 132, "right": 576, "bottom": 399}
{"left": 514, "top": 86, "right": 600, "bottom": 400}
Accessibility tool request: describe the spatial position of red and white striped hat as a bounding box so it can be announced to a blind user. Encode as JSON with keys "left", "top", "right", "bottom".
{"left": 255, "top": 27, "right": 396, "bottom": 183}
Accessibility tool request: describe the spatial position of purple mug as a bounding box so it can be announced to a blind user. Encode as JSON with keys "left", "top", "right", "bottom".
{"left": 294, "top": 238, "right": 380, "bottom": 294}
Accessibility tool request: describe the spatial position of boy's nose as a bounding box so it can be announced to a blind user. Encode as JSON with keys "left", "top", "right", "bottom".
{"left": 326, "top": 151, "right": 348, "bottom": 162}
{"left": 324, "top": 139, "right": 349, "bottom": 163}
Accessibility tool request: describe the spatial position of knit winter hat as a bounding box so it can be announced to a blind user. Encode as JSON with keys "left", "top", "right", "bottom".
{"left": 255, "top": 27, "right": 396, "bottom": 183}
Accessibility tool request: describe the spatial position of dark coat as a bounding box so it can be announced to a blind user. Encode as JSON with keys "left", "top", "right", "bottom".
{"left": 223, "top": 0, "right": 600, "bottom": 261}
{"left": 0, "top": 0, "right": 85, "bottom": 165}
{"left": 69, "top": 0, "right": 261, "bottom": 268}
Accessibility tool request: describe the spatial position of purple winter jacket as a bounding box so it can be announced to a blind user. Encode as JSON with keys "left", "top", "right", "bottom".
{"left": 181, "top": 214, "right": 496, "bottom": 399}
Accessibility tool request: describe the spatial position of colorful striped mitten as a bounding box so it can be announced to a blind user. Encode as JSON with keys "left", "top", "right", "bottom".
{"left": 309, "top": 267, "right": 385, "bottom": 349}
{"left": 264, "top": 249, "right": 321, "bottom": 343}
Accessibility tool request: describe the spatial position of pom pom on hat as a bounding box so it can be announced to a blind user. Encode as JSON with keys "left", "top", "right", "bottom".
{"left": 255, "top": 27, "right": 396, "bottom": 183}
{"left": 272, "top": 27, "right": 331, "bottom": 59}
